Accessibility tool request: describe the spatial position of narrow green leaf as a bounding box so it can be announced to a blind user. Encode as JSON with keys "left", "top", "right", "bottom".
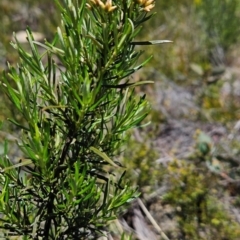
{"left": 77, "top": 180, "right": 94, "bottom": 196}
{"left": 103, "top": 80, "right": 154, "bottom": 89}
{"left": 2, "top": 80, "right": 21, "bottom": 110}
{"left": 83, "top": 191, "right": 94, "bottom": 202}
{"left": 8, "top": 119, "right": 30, "bottom": 131}
{"left": 2, "top": 159, "right": 32, "bottom": 172}
{"left": 131, "top": 40, "right": 173, "bottom": 45}
{"left": 90, "top": 147, "right": 120, "bottom": 168}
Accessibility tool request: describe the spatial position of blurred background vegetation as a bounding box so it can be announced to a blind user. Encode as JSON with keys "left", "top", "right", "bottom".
{"left": 1, "top": 0, "right": 240, "bottom": 239}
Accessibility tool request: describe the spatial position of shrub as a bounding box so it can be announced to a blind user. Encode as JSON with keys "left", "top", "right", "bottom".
{"left": 0, "top": 0, "right": 165, "bottom": 238}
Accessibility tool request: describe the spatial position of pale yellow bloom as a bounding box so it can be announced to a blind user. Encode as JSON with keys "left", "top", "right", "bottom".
{"left": 89, "top": 0, "right": 117, "bottom": 12}
{"left": 134, "top": 0, "right": 155, "bottom": 11}
{"left": 105, "top": 0, "right": 117, "bottom": 12}
{"left": 145, "top": 0, "right": 155, "bottom": 6}
{"left": 143, "top": 3, "right": 155, "bottom": 12}
{"left": 97, "top": 0, "right": 106, "bottom": 9}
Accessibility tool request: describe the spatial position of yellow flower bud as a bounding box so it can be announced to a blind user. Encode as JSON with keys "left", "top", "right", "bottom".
{"left": 143, "top": 3, "right": 155, "bottom": 12}
{"left": 105, "top": 0, "right": 117, "bottom": 12}
{"left": 97, "top": 0, "right": 106, "bottom": 10}
{"left": 145, "top": 0, "right": 154, "bottom": 6}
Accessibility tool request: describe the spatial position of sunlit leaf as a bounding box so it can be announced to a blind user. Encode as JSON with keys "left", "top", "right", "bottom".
{"left": 131, "top": 40, "right": 173, "bottom": 45}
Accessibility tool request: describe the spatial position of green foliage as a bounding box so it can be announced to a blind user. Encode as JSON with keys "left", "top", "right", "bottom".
{"left": 0, "top": 0, "right": 62, "bottom": 132}
{"left": 0, "top": 0, "right": 61, "bottom": 66}
{"left": 1, "top": 1, "right": 240, "bottom": 239}
{"left": 163, "top": 159, "right": 240, "bottom": 239}
{"left": 195, "top": 0, "right": 240, "bottom": 53}
{"left": 0, "top": 0, "right": 162, "bottom": 238}
{"left": 162, "top": 135, "right": 240, "bottom": 240}
{"left": 140, "top": 0, "right": 240, "bottom": 81}
{"left": 121, "top": 139, "right": 163, "bottom": 193}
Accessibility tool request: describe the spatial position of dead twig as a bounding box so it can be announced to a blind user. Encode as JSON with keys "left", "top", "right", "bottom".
{"left": 137, "top": 198, "right": 170, "bottom": 240}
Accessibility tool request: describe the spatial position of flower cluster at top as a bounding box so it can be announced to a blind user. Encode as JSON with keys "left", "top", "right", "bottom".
{"left": 89, "top": 0, "right": 117, "bottom": 12}
{"left": 88, "top": 0, "right": 155, "bottom": 12}
{"left": 135, "top": 0, "right": 155, "bottom": 11}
